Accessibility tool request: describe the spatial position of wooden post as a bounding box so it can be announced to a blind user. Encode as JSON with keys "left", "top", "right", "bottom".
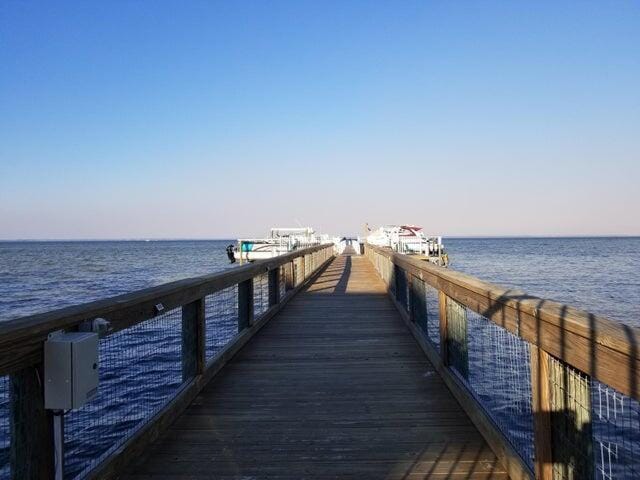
{"left": 238, "top": 279, "right": 253, "bottom": 332}
{"left": 410, "top": 275, "right": 426, "bottom": 327}
{"left": 548, "top": 356, "right": 594, "bottom": 480}
{"left": 284, "top": 261, "right": 294, "bottom": 291}
{"left": 268, "top": 268, "right": 280, "bottom": 307}
{"left": 439, "top": 290, "right": 448, "bottom": 363}
{"left": 10, "top": 365, "right": 55, "bottom": 480}
{"left": 394, "top": 266, "right": 407, "bottom": 309}
{"left": 182, "top": 298, "right": 205, "bottom": 380}
{"left": 446, "top": 298, "right": 469, "bottom": 379}
{"left": 407, "top": 274, "right": 414, "bottom": 320}
{"left": 292, "top": 259, "right": 298, "bottom": 287}
{"left": 530, "top": 345, "right": 553, "bottom": 480}
{"left": 389, "top": 262, "right": 396, "bottom": 296}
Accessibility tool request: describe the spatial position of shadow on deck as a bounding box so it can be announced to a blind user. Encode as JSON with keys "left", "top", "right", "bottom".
{"left": 123, "top": 253, "right": 507, "bottom": 479}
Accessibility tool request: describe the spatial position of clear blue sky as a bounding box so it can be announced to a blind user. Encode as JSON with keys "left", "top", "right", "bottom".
{"left": 1, "top": 1, "right": 638, "bottom": 239}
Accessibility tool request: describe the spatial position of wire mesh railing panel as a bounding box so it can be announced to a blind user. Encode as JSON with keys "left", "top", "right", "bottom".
{"left": 424, "top": 283, "right": 441, "bottom": 348}
{"left": 591, "top": 379, "right": 640, "bottom": 480}
{"left": 394, "top": 266, "right": 408, "bottom": 311}
{"left": 0, "top": 376, "right": 8, "bottom": 480}
{"left": 253, "top": 273, "right": 269, "bottom": 318}
{"left": 374, "top": 253, "right": 394, "bottom": 294}
{"left": 410, "top": 277, "right": 440, "bottom": 349}
{"left": 410, "top": 276, "right": 427, "bottom": 331}
{"left": 388, "top": 260, "right": 396, "bottom": 296}
{"left": 370, "top": 252, "right": 379, "bottom": 274}
{"left": 447, "top": 299, "right": 469, "bottom": 378}
{"left": 1, "top": 375, "right": 41, "bottom": 480}
{"left": 292, "top": 259, "right": 298, "bottom": 287}
{"left": 63, "top": 307, "right": 183, "bottom": 479}
{"left": 295, "top": 258, "right": 303, "bottom": 287}
{"left": 464, "top": 307, "right": 535, "bottom": 471}
{"left": 279, "top": 265, "right": 286, "bottom": 299}
{"left": 365, "top": 245, "right": 640, "bottom": 479}
{"left": 373, "top": 253, "right": 388, "bottom": 287}
{"left": 548, "top": 355, "right": 594, "bottom": 480}
{"left": 205, "top": 286, "right": 238, "bottom": 360}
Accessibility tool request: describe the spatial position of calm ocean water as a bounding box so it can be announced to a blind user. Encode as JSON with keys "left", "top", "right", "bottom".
{"left": 0, "top": 240, "right": 239, "bottom": 478}
{"left": 1, "top": 237, "right": 637, "bottom": 324}
{"left": 445, "top": 237, "right": 640, "bottom": 326}
{"left": 0, "top": 240, "right": 236, "bottom": 322}
{"left": 0, "top": 237, "right": 639, "bottom": 478}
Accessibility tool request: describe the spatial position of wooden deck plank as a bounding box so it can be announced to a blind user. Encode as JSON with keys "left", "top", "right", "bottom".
{"left": 122, "top": 254, "right": 506, "bottom": 479}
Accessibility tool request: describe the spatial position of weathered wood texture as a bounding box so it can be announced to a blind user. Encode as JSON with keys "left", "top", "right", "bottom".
{"left": 10, "top": 365, "right": 55, "bottom": 480}
{"left": 529, "top": 346, "right": 553, "bottom": 480}
{"left": 181, "top": 299, "right": 205, "bottom": 380}
{"left": 237, "top": 279, "right": 253, "bottom": 332}
{"left": 268, "top": 267, "right": 280, "bottom": 307}
{"left": 383, "top": 271, "right": 532, "bottom": 480}
{"left": 365, "top": 244, "right": 640, "bottom": 402}
{"left": 122, "top": 254, "right": 507, "bottom": 479}
{"left": 0, "top": 244, "right": 330, "bottom": 376}
{"left": 86, "top": 254, "right": 334, "bottom": 480}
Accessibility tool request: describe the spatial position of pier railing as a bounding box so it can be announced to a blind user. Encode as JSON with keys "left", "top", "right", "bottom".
{"left": 365, "top": 243, "right": 640, "bottom": 480}
{"left": 0, "top": 243, "right": 334, "bottom": 480}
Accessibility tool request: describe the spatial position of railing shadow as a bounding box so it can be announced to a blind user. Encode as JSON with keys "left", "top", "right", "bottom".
{"left": 473, "top": 290, "right": 637, "bottom": 479}
{"left": 333, "top": 256, "right": 351, "bottom": 294}
{"left": 365, "top": 245, "right": 640, "bottom": 479}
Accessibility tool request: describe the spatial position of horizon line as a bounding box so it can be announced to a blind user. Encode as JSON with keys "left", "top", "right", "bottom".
{"left": 1, "top": 234, "right": 639, "bottom": 242}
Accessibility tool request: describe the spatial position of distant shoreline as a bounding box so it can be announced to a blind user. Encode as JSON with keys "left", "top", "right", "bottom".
{"left": 1, "top": 235, "right": 639, "bottom": 242}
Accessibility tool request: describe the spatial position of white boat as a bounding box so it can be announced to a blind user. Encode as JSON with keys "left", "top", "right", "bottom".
{"left": 366, "top": 224, "right": 448, "bottom": 266}
{"left": 227, "top": 227, "right": 329, "bottom": 263}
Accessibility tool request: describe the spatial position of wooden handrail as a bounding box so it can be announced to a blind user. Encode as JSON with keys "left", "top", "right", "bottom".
{"left": 0, "top": 243, "right": 331, "bottom": 376}
{"left": 367, "top": 243, "right": 640, "bottom": 480}
{"left": 366, "top": 243, "right": 640, "bottom": 401}
{"left": 2, "top": 243, "right": 335, "bottom": 480}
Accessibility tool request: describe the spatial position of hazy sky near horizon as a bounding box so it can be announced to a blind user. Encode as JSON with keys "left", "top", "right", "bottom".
{"left": 1, "top": 1, "right": 639, "bottom": 239}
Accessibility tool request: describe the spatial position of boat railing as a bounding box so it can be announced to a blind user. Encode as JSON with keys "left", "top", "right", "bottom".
{"left": 396, "top": 235, "right": 443, "bottom": 255}
{"left": 365, "top": 243, "right": 640, "bottom": 480}
{"left": 0, "top": 243, "right": 335, "bottom": 480}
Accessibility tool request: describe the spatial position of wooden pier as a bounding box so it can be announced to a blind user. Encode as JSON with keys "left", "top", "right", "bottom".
{"left": 1, "top": 242, "right": 639, "bottom": 480}
{"left": 123, "top": 252, "right": 505, "bottom": 479}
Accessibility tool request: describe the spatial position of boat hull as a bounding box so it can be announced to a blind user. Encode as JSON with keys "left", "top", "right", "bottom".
{"left": 233, "top": 243, "right": 290, "bottom": 262}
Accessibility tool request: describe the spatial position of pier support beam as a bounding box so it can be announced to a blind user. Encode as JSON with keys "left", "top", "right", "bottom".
{"left": 549, "top": 355, "right": 594, "bottom": 480}
{"left": 410, "top": 275, "right": 426, "bottom": 327}
{"left": 268, "top": 268, "right": 280, "bottom": 307}
{"left": 530, "top": 345, "right": 553, "bottom": 480}
{"left": 182, "top": 298, "right": 205, "bottom": 380}
{"left": 10, "top": 365, "right": 55, "bottom": 480}
{"left": 238, "top": 279, "right": 254, "bottom": 332}
{"left": 394, "top": 266, "right": 407, "bottom": 310}
{"left": 446, "top": 298, "right": 469, "bottom": 379}
{"left": 439, "top": 291, "right": 448, "bottom": 365}
{"left": 284, "top": 262, "right": 294, "bottom": 291}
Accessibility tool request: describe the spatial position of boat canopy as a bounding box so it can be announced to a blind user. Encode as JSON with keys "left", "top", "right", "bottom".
{"left": 270, "top": 227, "right": 315, "bottom": 238}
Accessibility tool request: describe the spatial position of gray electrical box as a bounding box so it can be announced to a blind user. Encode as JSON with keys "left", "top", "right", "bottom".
{"left": 44, "top": 332, "right": 99, "bottom": 410}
